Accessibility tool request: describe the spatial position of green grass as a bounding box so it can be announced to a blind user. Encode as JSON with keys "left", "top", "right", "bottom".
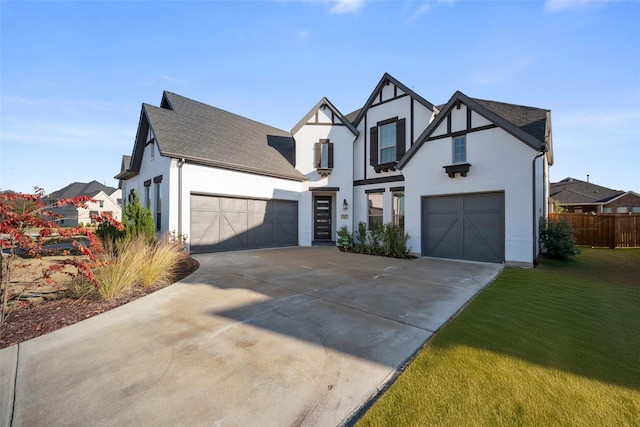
{"left": 357, "top": 248, "right": 640, "bottom": 426}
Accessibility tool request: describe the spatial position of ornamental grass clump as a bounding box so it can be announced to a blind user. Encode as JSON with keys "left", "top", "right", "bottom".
{"left": 94, "top": 236, "right": 147, "bottom": 300}
{"left": 138, "top": 236, "right": 186, "bottom": 287}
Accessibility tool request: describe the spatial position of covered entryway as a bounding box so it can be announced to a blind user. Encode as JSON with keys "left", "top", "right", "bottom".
{"left": 422, "top": 192, "right": 504, "bottom": 263}
{"left": 190, "top": 194, "right": 298, "bottom": 253}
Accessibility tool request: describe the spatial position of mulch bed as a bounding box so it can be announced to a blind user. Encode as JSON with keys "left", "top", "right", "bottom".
{"left": 0, "top": 257, "right": 200, "bottom": 349}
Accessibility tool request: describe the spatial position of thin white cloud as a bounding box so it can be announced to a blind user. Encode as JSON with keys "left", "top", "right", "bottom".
{"left": 544, "top": 0, "right": 615, "bottom": 13}
{"left": 407, "top": 0, "right": 456, "bottom": 22}
{"left": 327, "top": 0, "right": 365, "bottom": 14}
{"left": 409, "top": 3, "right": 432, "bottom": 20}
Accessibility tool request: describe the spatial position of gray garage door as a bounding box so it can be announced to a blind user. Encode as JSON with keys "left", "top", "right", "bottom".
{"left": 190, "top": 194, "right": 298, "bottom": 254}
{"left": 422, "top": 193, "right": 504, "bottom": 263}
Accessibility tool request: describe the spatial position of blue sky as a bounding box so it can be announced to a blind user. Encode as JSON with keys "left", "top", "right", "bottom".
{"left": 1, "top": 0, "right": 638, "bottom": 194}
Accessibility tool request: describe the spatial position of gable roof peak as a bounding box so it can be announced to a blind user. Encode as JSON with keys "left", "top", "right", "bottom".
{"left": 352, "top": 73, "right": 435, "bottom": 126}
{"left": 291, "top": 96, "right": 359, "bottom": 136}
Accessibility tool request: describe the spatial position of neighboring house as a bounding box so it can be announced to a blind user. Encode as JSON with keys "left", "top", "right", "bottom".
{"left": 550, "top": 177, "right": 640, "bottom": 213}
{"left": 46, "top": 181, "right": 122, "bottom": 226}
{"left": 116, "top": 73, "right": 553, "bottom": 267}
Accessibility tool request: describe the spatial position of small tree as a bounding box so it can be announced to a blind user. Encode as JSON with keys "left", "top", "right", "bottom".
{"left": 122, "top": 190, "right": 155, "bottom": 243}
{"left": 95, "top": 212, "right": 124, "bottom": 246}
{"left": 0, "top": 188, "right": 103, "bottom": 326}
{"left": 540, "top": 217, "right": 580, "bottom": 260}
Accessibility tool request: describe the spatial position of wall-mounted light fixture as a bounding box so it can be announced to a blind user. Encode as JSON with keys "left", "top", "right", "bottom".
{"left": 342, "top": 199, "right": 348, "bottom": 210}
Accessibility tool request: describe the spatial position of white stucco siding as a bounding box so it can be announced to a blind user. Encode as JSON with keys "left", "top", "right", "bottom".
{"left": 431, "top": 116, "right": 448, "bottom": 137}
{"left": 472, "top": 111, "right": 492, "bottom": 127}
{"left": 412, "top": 102, "right": 433, "bottom": 144}
{"left": 178, "top": 163, "right": 302, "bottom": 247}
{"left": 293, "top": 122, "right": 355, "bottom": 245}
{"left": 381, "top": 83, "right": 404, "bottom": 102}
{"left": 401, "top": 127, "right": 541, "bottom": 265}
{"left": 451, "top": 105, "right": 467, "bottom": 132}
{"left": 121, "top": 142, "right": 173, "bottom": 234}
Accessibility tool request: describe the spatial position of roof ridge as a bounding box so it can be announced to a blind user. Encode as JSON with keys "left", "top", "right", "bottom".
{"left": 162, "top": 92, "right": 291, "bottom": 136}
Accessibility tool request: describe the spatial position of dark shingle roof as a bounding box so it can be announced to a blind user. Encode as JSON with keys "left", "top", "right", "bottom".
{"left": 120, "top": 155, "right": 131, "bottom": 173}
{"left": 344, "top": 109, "right": 361, "bottom": 124}
{"left": 433, "top": 98, "right": 548, "bottom": 144}
{"left": 550, "top": 177, "right": 623, "bottom": 204}
{"left": 400, "top": 91, "right": 551, "bottom": 169}
{"left": 473, "top": 99, "right": 548, "bottom": 144}
{"left": 48, "top": 180, "right": 117, "bottom": 200}
{"left": 146, "top": 92, "right": 305, "bottom": 181}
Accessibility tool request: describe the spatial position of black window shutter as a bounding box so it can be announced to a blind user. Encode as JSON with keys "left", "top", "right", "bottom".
{"left": 370, "top": 127, "right": 378, "bottom": 166}
{"left": 314, "top": 143, "right": 321, "bottom": 168}
{"left": 327, "top": 142, "right": 334, "bottom": 169}
{"left": 396, "top": 118, "right": 406, "bottom": 160}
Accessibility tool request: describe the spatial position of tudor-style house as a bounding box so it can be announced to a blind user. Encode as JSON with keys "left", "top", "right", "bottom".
{"left": 116, "top": 73, "right": 553, "bottom": 267}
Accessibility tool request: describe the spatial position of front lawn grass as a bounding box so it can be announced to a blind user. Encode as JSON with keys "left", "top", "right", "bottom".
{"left": 357, "top": 248, "right": 640, "bottom": 426}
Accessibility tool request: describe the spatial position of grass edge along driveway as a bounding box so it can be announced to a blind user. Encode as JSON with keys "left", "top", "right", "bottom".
{"left": 357, "top": 248, "right": 640, "bottom": 426}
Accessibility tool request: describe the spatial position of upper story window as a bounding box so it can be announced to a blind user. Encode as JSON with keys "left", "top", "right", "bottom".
{"left": 314, "top": 139, "right": 334, "bottom": 176}
{"left": 370, "top": 117, "right": 406, "bottom": 173}
{"left": 379, "top": 123, "right": 396, "bottom": 163}
{"left": 453, "top": 136, "right": 466, "bottom": 163}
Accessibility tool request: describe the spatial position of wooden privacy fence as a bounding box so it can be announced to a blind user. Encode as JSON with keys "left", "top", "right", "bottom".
{"left": 549, "top": 213, "right": 640, "bottom": 248}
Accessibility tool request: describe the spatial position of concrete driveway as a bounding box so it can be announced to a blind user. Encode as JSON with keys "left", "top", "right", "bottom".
{"left": 1, "top": 247, "right": 502, "bottom": 427}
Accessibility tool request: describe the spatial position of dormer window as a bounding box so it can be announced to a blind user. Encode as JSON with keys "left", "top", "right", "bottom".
{"left": 370, "top": 117, "right": 406, "bottom": 173}
{"left": 314, "top": 139, "right": 333, "bottom": 177}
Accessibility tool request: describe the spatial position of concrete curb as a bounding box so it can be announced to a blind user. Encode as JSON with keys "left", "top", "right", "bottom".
{"left": 0, "top": 344, "right": 18, "bottom": 427}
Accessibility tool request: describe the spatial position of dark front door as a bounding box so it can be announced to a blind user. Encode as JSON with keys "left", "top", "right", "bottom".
{"left": 314, "top": 196, "right": 332, "bottom": 241}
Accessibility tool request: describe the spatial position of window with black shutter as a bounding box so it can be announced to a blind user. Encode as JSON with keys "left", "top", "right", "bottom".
{"left": 370, "top": 117, "right": 406, "bottom": 173}
{"left": 314, "top": 139, "right": 333, "bottom": 177}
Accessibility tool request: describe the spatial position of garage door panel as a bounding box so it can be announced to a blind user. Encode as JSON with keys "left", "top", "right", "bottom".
{"left": 191, "top": 195, "right": 220, "bottom": 211}
{"left": 423, "top": 215, "right": 458, "bottom": 258}
{"left": 423, "top": 193, "right": 504, "bottom": 263}
{"left": 191, "top": 195, "right": 298, "bottom": 254}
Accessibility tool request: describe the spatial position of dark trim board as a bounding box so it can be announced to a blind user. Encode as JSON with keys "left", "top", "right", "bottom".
{"left": 370, "top": 93, "right": 409, "bottom": 108}
{"left": 427, "top": 124, "right": 498, "bottom": 141}
{"left": 310, "top": 186, "right": 340, "bottom": 192}
{"left": 354, "top": 175, "right": 404, "bottom": 186}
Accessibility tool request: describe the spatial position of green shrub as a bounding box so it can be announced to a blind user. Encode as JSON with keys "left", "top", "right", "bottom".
{"left": 122, "top": 190, "right": 155, "bottom": 244}
{"left": 367, "top": 227, "right": 382, "bottom": 255}
{"left": 95, "top": 219, "right": 123, "bottom": 246}
{"left": 337, "top": 226, "right": 352, "bottom": 250}
{"left": 354, "top": 221, "right": 368, "bottom": 253}
{"left": 540, "top": 217, "right": 580, "bottom": 260}
{"left": 380, "top": 223, "right": 411, "bottom": 258}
